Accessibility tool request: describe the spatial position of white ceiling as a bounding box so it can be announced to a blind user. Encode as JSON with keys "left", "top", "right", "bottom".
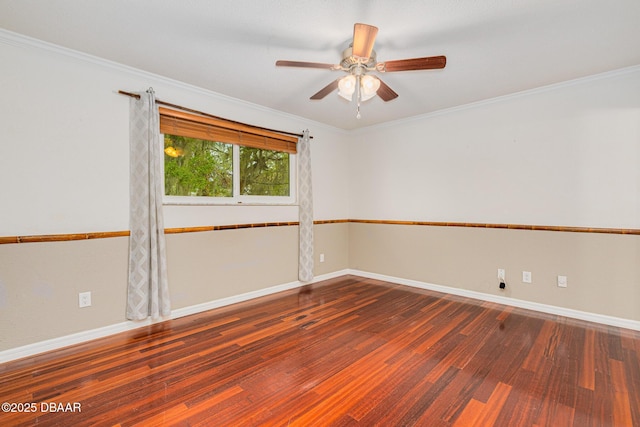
{"left": 1, "top": 0, "right": 640, "bottom": 130}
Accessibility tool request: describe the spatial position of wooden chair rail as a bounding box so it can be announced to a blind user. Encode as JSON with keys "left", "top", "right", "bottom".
{"left": 1, "top": 219, "right": 638, "bottom": 245}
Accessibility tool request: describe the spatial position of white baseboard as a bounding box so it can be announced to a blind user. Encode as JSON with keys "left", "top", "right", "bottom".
{"left": 349, "top": 269, "right": 640, "bottom": 332}
{"left": 169, "top": 269, "right": 349, "bottom": 320}
{"left": 3, "top": 268, "right": 637, "bottom": 364}
{"left": 0, "top": 270, "right": 349, "bottom": 364}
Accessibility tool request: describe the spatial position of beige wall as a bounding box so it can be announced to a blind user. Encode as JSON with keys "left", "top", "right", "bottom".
{"left": 349, "top": 222, "right": 640, "bottom": 321}
{"left": 166, "top": 222, "right": 349, "bottom": 308}
{"left": 312, "top": 222, "right": 350, "bottom": 277}
{"left": 0, "top": 223, "right": 349, "bottom": 352}
{"left": 166, "top": 227, "right": 299, "bottom": 309}
{"left": 2, "top": 220, "right": 638, "bottom": 354}
{"left": 0, "top": 238, "right": 129, "bottom": 351}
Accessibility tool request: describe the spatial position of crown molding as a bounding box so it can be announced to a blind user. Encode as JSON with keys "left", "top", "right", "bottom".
{"left": 0, "top": 28, "right": 344, "bottom": 135}
{"left": 1, "top": 28, "right": 636, "bottom": 138}
{"left": 353, "top": 64, "right": 640, "bottom": 135}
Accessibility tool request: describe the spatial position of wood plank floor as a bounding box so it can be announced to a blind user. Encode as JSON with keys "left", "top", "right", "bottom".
{"left": 1, "top": 275, "right": 639, "bottom": 426}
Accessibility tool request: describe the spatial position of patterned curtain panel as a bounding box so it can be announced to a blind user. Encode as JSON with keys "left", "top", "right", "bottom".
{"left": 298, "top": 130, "right": 314, "bottom": 282}
{"left": 127, "top": 89, "right": 171, "bottom": 320}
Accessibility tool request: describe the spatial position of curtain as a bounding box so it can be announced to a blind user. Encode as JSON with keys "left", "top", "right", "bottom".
{"left": 298, "top": 129, "right": 314, "bottom": 282}
{"left": 127, "top": 88, "right": 171, "bottom": 320}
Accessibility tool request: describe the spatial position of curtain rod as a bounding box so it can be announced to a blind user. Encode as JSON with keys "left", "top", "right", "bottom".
{"left": 118, "top": 90, "right": 310, "bottom": 139}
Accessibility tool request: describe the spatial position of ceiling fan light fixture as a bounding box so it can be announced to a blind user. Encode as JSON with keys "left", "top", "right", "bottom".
{"left": 360, "top": 75, "right": 380, "bottom": 101}
{"left": 338, "top": 75, "right": 356, "bottom": 101}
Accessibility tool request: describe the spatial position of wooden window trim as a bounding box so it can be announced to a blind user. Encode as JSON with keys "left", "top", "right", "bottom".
{"left": 159, "top": 107, "right": 298, "bottom": 154}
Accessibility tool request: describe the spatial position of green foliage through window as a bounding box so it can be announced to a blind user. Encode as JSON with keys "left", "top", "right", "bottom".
{"left": 240, "top": 147, "right": 289, "bottom": 196}
{"left": 164, "top": 134, "right": 232, "bottom": 197}
{"left": 164, "top": 134, "right": 291, "bottom": 199}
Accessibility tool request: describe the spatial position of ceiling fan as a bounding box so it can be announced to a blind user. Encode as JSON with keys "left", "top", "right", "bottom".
{"left": 276, "top": 23, "right": 446, "bottom": 118}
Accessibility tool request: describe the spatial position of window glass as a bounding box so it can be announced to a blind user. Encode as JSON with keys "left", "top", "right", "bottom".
{"left": 240, "top": 147, "right": 290, "bottom": 196}
{"left": 163, "top": 134, "right": 295, "bottom": 203}
{"left": 163, "top": 134, "right": 232, "bottom": 197}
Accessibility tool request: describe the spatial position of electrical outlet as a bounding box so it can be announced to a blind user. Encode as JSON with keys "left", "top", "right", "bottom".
{"left": 79, "top": 291, "right": 92, "bottom": 308}
{"left": 319, "top": 253, "right": 325, "bottom": 263}
{"left": 497, "top": 269, "right": 505, "bottom": 281}
{"left": 557, "top": 275, "right": 568, "bottom": 288}
{"left": 522, "top": 271, "right": 532, "bottom": 283}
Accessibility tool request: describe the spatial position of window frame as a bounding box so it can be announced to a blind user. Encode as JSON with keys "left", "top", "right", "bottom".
{"left": 162, "top": 133, "right": 297, "bottom": 206}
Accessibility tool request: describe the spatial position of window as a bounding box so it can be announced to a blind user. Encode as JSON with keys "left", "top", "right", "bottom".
{"left": 160, "top": 107, "right": 297, "bottom": 204}
{"left": 239, "top": 146, "right": 290, "bottom": 196}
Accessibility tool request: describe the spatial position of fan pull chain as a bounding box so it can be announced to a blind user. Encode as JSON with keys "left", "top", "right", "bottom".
{"left": 356, "top": 74, "right": 362, "bottom": 119}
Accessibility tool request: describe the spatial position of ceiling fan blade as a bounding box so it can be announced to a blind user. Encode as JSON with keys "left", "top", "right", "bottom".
{"left": 276, "top": 60, "right": 336, "bottom": 70}
{"left": 377, "top": 78, "right": 398, "bottom": 102}
{"left": 310, "top": 79, "right": 340, "bottom": 100}
{"left": 380, "top": 55, "right": 446, "bottom": 72}
{"left": 352, "top": 23, "right": 378, "bottom": 59}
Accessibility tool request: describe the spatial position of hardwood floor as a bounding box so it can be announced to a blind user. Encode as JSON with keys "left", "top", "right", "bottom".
{"left": 1, "top": 275, "right": 639, "bottom": 426}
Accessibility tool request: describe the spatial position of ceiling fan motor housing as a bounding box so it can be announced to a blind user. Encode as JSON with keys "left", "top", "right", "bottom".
{"left": 341, "top": 47, "right": 377, "bottom": 70}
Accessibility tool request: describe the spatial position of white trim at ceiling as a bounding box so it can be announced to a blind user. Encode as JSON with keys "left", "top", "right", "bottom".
{"left": 352, "top": 63, "right": 640, "bottom": 134}
{"left": 0, "top": 28, "right": 346, "bottom": 135}
{"left": 4, "top": 27, "right": 638, "bottom": 136}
